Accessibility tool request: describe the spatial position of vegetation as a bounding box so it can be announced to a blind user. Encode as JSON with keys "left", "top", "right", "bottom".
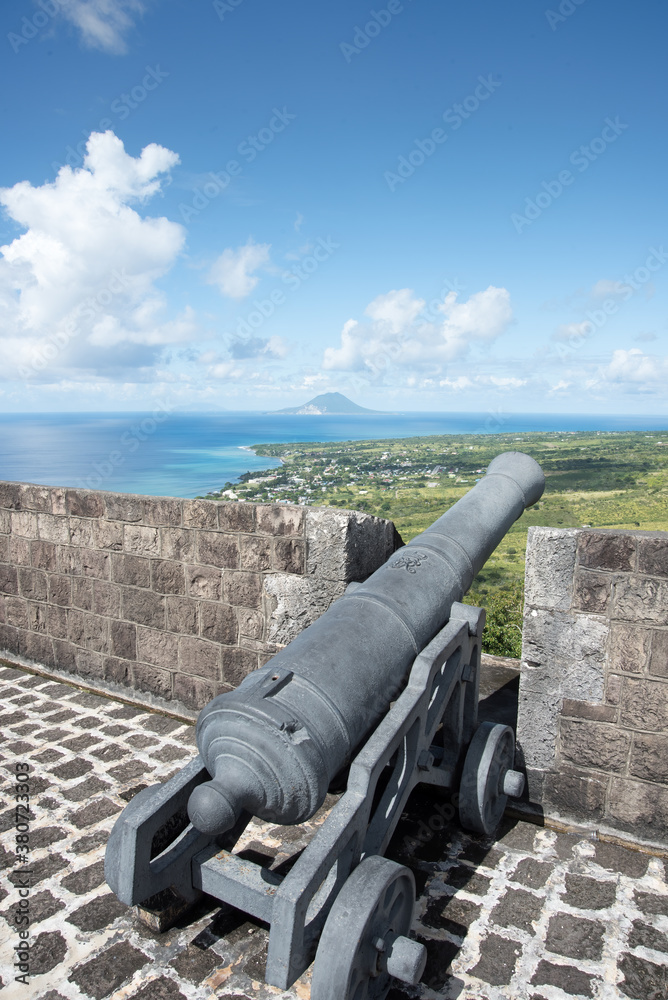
{"left": 200, "top": 430, "right": 668, "bottom": 657}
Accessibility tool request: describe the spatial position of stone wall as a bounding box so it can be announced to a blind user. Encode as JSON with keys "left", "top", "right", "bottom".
{"left": 0, "top": 481, "right": 400, "bottom": 713}
{"left": 518, "top": 526, "right": 668, "bottom": 847}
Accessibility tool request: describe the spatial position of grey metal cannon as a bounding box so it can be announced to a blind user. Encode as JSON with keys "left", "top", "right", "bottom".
{"left": 106, "top": 450, "right": 544, "bottom": 998}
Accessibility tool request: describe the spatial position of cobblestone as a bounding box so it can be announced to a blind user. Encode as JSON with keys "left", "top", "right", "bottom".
{"left": 0, "top": 662, "right": 667, "bottom": 999}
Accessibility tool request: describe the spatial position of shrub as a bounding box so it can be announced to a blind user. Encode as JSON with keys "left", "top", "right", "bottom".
{"left": 464, "top": 583, "right": 524, "bottom": 658}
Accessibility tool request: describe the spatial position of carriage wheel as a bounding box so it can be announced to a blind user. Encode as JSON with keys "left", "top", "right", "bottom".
{"left": 310, "top": 855, "right": 427, "bottom": 1000}
{"left": 458, "top": 721, "right": 525, "bottom": 836}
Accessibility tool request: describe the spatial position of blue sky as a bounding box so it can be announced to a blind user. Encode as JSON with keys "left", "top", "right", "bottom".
{"left": 0, "top": 0, "right": 666, "bottom": 413}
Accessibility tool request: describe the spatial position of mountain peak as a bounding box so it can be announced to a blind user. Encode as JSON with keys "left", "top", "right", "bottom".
{"left": 273, "top": 392, "right": 382, "bottom": 415}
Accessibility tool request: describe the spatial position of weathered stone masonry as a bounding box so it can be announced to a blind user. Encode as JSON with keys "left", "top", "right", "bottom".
{"left": 518, "top": 526, "right": 668, "bottom": 847}
{"left": 0, "top": 481, "right": 400, "bottom": 714}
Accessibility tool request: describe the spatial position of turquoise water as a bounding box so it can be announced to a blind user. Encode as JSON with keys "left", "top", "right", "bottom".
{"left": 0, "top": 411, "right": 667, "bottom": 499}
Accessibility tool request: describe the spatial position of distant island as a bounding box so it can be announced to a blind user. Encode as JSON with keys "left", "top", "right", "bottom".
{"left": 273, "top": 392, "right": 383, "bottom": 415}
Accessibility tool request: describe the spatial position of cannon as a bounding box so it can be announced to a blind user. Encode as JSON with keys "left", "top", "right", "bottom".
{"left": 106, "top": 451, "right": 544, "bottom": 998}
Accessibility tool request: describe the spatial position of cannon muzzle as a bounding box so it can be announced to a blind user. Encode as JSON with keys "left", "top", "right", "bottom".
{"left": 188, "top": 450, "right": 544, "bottom": 836}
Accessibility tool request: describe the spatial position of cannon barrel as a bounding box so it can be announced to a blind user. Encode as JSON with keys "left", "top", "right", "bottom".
{"left": 188, "top": 450, "right": 544, "bottom": 836}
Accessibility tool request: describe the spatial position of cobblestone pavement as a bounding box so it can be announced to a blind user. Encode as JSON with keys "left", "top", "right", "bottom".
{"left": 1, "top": 662, "right": 667, "bottom": 1000}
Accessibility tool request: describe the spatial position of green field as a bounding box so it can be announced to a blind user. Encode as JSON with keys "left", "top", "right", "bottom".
{"left": 201, "top": 431, "right": 668, "bottom": 656}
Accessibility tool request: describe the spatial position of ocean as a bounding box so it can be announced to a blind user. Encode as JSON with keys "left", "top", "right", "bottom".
{"left": 0, "top": 411, "right": 667, "bottom": 499}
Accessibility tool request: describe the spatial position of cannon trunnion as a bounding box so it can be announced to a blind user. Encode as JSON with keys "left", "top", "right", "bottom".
{"left": 105, "top": 451, "right": 544, "bottom": 997}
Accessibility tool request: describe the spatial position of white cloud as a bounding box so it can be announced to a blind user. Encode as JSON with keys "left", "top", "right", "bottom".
{"left": 590, "top": 279, "right": 625, "bottom": 299}
{"left": 600, "top": 348, "right": 668, "bottom": 388}
{"left": 62, "top": 0, "right": 145, "bottom": 55}
{"left": 364, "top": 288, "right": 425, "bottom": 334}
{"left": 438, "top": 374, "right": 526, "bottom": 392}
{"left": 0, "top": 130, "right": 191, "bottom": 380}
{"left": 207, "top": 240, "right": 271, "bottom": 299}
{"left": 323, "top": 286, "right": 512, "bottom": 374}
{"left": 552, "top": 321, "right": 592, "bottom": 343}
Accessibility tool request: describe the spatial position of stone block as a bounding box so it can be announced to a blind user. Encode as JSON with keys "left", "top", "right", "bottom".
{"left": 239, "top": 534, "right": 271, "bottom": 571}
{"left": 79, "top": 547, "right": 110, "bottom": 580}
{"left": 545, "top": 912, "right": 605, "bottom": 961}
{"left": 629, "top": 733, "right": 668, "bottom": 783}
{"left": 305, "top": 507, "right": 350, "bottom": 581}
{"left": 47, "top": 605, "right": 68, "bottom": 640}
{"left": 222, "top": 570, "right": 262, "bottom": 609}
{"left": 606, "top": 776, "right": 668, "bottom": 841}
{"left": 609, "top": 622, "right": 651, "bottom": 673}
{"left": 165, "top": 596, "right": 199, "bottom": 635}
{"left": 111, "top": 553, "right": 150, "bottom": 588}
{"left": 48, "top": 574, "right": 71, "bottom": 606}
{"left": 69, "top": 516, "right": 95, "bottom": 547}
{"left": 218, "top": 501, "right": 256, "bottom": 532}
{"left": 93, "top": 580, "right": 121, "bottom": 617}
{"left": 221, "top": 646, "right": 258, "bottom": 686}
{"left": 605, "top": 673, "right": 622, "bottom": 705}
{"left": 104, "top": 494, "right": 143, "bottom": 522}
{"left": 577, "top": 530, "right": 636, "bottom": 573}
{"left": 66, "top": 490, "right": 105, "bottom": 518}
{"left": 20, "top": 630, "right": 55, "bottom": 668}
{"left": 143, "top": 497, "right": 183, "bottom": 527}
{"left": 20, "top": 484, "right": 51, "bottom": 512}
{"left": 0, "top": 622, "right": 19, "bottom": 653}
{"left": 559, "top": 718, "right": 629, "bottom": 772}
{"left": 345, "top": 510, "right": 401, "bottom": 583}
{"left": 263, "top": 573, "right": 344, "bottom": 645}
{"left": 186, "top": 564, "right": 221, "bottom": 601}
{"left": 543, "top": 767, "right": 607, "bottom": 823}
{"left": 72, "top": 577, "right": 94, "bottom": 610}
{"left": 173, "top": 673, "right": 215, "bottom": 710}
{"left": 37, "top": 513, "right": 70, "bottom": 545}
{"left": 618, "top": 953, "right": 668, "bottom": 1000}
{"left": 0, "top": 565, "right": 18, "bottom": 595}
{"left": 11, "top": 510, "right": 37, "bottom": 538}
{"left": 5, "top": 597, "right": 29, "bottom": 629}
{"left": 256, "top": 503, "right": 304, "bottom": 537}
{"left": 19, "top": 567, "right": 47, "bottom": 602}
{"left": 236, "top": 606, "right": 264, "bottom": 640}
{"left": 620, "top": 677, "right": 668, "bottom": 731}
{"left": 84, "top": 614, "right": 109, "bottom": 653}
{"left": 649, "top": 629, "right": 668, "bottom": 677}
{"left": 160, "top": 527, "right": 196, "bottom": 562}
{"left": 104, "top": 656, "right": 132, "bottom": 686}
{"left": 197, "top": 531, "right": 239, "bottom": 569}
{"left": 133, "top": 661, "right": 172, "bottom": 700}
{"left": 29, "top": 603, "right": 48, "bottom": 632}
{"left": 0, "top": 481, "right": 22, "bottom": 509}
{"left": 178, "top": 636, "right": 220, "bottom": 680}
{"left": 110, "top": 620, "right": 136, "bottom": 660}
{"left": 30, "top": 540, "right": 57, "bottom": 571}
{"left": 0, "top": 508, "right": 8, "bottom": 533}
{"left": 68, "top": 608, "right": 85, "bottom": 644}
{"left": 613, "top": 576, "right": 668, "bottom": 624}
{"left": 49, "top": 486, "right": 67, "bottom": 516}
{"left": 121, "top": 588, "right": 165, "bottom": 629}
{"left": 637, "top": 534, "right": 668, "bottom": 578}
{"left": 9, "top": 536, "right": 31, "bottom": 565}
{"left": 572, "top": 570, "right": 611, "bottom": 614}
{"left": 0, "top": 535, "right": 6, "bottom": 562}
{"left": 93, "top": 519, "right": 124, "bottom": 551}
{"left": 53, "top": 639, "right": 77, "bottom": 671}
{"left": 124, "top": 524, "right": 161, "bottom": 557}
{"left": 183, "top": 499, "right": 218, "bottom": 529}
{"left": 136, "top": 627, "right": 179, "bottom": 670}
{"left": 151, "top": 559, "right": 186, "bottom": 595}
{"left": 200, "top": 602, "right": 238, "bottom": 644}
{"left": 561, "top": 699, "right": 617, "bottom": 722}
{"left": 273, "top": 537, "right": 305, "bottom": 574}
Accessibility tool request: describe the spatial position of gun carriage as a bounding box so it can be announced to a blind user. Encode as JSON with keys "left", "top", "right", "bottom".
{"left": 106, "top": 451, "right": 544, "bottom": 998}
